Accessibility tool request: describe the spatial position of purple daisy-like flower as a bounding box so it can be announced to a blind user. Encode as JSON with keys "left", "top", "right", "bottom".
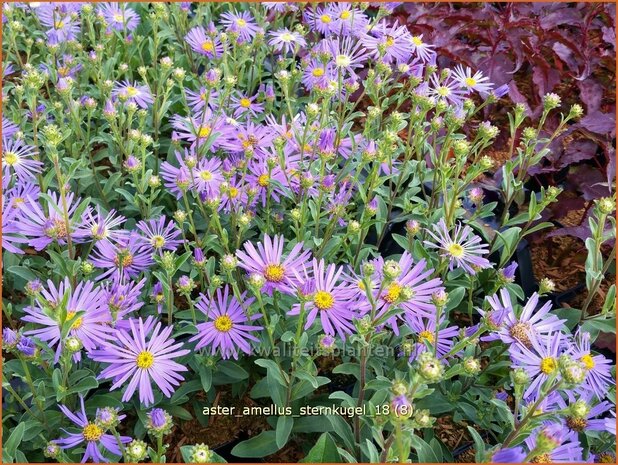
{"left": 245, "top": 149, "right": 297, "bottom": 206}
{"left": 236, "top": 234, "right": 311, "bottom": 294}
{"left": 452, "top": 65, "right": 493, "bottom": 95}
{"left": 136, "top": 216, "right": 182, "bottom": 253}
{"left": 288, "top": 259, "right": 358, "bottom": 340}
{"left": 220, "top": 121, "right": 275, "bottom": 155}
{"left": 22, "top": 278, "right": 115, "bottom": 362}
{"left": 190, "top": 286, "right": 262, "bottom": 360}
{"left": 510, "top": 331, "right": 564, "bottom": 399}
{"left": 2, "top": 194, "right": 28, "bottom": 254}
{"left": 491, "top": 447, "right": 526, "bottom": 463}
{"left": 74, "top": 206, "right": 127, "bottom": 243}
{"left": 564, "top": 390, "right": 614, "bottom": 435}
{"left": 327, "top": 3, "right": 369, "bottom": 37}
{"left": 428, "top": 72, "right": 467, "bottom": 108}
{"left": 2, "top": 136, "right": 42, "bottom": 181}
{"left": 231, "top": 92, "right": 264, "bottom": 118}
{"left": 220, "top": 10, "right": 260, "bottom": 41}
{"left": 185, "top": 86, "right": 219, "bottom": 113}
{"left": 185, "top": 26, "right": 223, "bottom": 58}
{"left": 424, "top": 218, "right": 491, "bottom": 274}
{"left": 90, "top": 316, "right": 190, "bottom": 406}
{"left": 268, "top": 28, "right": 307, "bottom": 54}
{"left": 479, "top": 290, "right": 565, "bottom": 348}
{"left": 56, "top": 396, "right": 131, "bottom": 463}
{"left": 304, "top": 5, "right": 337, "bottom": 35}
{"left": 2, "top": 117, "right": 19, "bottom": 138}
{"left": 112, "top": 81, "right": 153, "bottom": 109}
{"left": 101, "top": 275, "right": 146, "bottom": 323}
{"left": 524, "top": 423, "right": 584, "bottom": 463}
{"left": 37, "top": 3, "right": 81, "bottom": 44}
{"left": 324, "top": 36, "right": 369, "bottom": 78}
{"left": 569, "top": 329, "right": 614, "bottom": 399}
{"left": 17, "top": 191, "right": 84, "bottom": 251}
{"left": 361, "top": 20, "right": 413, "bottom": 64}
{"left": 97, "top": 2, "right": 140, "bottom": 32}
{"left": 405, "top": 314, "right": 459, "bottom": 360}
{"left": 90, "top": 233, "right": 155, "bottom": 280}
{"left": 170, "top": 110, "right": 230, "bottom": 152}
{"left": 160, "top": 150, "right": 193, "bottom": 199}
{"left": 302, "top": 59, "right": 335, "bottom": 91}
{"left": 409, "top": 34, "right": 436, "bottom": 63}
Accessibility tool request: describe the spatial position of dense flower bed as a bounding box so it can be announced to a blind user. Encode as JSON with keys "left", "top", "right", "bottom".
{"left": 2, "top": 2, "right": 616, "bottom": 464}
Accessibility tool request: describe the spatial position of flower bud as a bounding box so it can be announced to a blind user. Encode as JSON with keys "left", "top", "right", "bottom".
{"left": 43, "top": 442, "right": 60, "bottom": 459}
{"left": 248, "top": 273, "right": 266, "bottom": 290}
{"left": 190, "top": 444, "right": 213, "bottom": 463}
{"left": 463, "top": 357, "right": 481, "bottom": 375}
{"left": 538, "top": 277, "right": 555, "bottom": 295}
{"left": 147, "top": 408, "right": 173, "bottom": 436}
{"left": 126, "top": 439, "right": 148, "bottom": 462}
{"left": 65, "top": 336, "right": 83, "bottom": 353}
{"left": 382, "top": 260, "right": 401, "bottom": 280}
{"left": 220, "top": 254, "right": 238, "bottom": 271}
{"left": 418, "top": 352, "right": 444, "bottom": 383}
{"left": 96, "top": 407, "right": 122, "bottom": 429}
{"left": 543, "top": 93, "right": 561, "bottom": 110}
{"left": 512, "top": 368, "right": 530, "bottom": 386}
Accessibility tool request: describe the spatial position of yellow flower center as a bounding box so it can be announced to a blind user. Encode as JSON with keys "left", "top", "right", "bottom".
{"left": 82, "top": 423, "right": 103, "bottom": 442}
{"left": 281, "top": 32, "right": 294, "bottom": 42}
{"left": 335, "top": 54, "right": 351, "bottom": 67}
{"left": 198, "top": 125, "right": 211, "bottom": 138}
{"left": 136, "top": 351, "right": 155, "bottom": 369}
{"left": 66, "top": 311, "right": 83, "bottom": 330}
{"left": 447, "top": 243, "right": 464, "bottom": 258}
{"left": 566, "top": 416, "right": 588, "bottom": 432}
{"left": 214, "top": 315, "right": 233, "bottom": 332}
{"left": 383, "top": 282, "right": 402, "bottom": 304}
{"left": 418, "top": 330, "right": 435, "bottom": 343}
{"left": 200, "top": 92, "right": 208, "bottom": 101}
{"left": 412, "top": 36, "right": 423, "bottom": 46}
{"left": 239, "top": 98, "right": 251, "bottom": 108}
{"left": 437, "top": 86, "right": 450, "bottom": 97}
{"left": 113, "top": 13, "right": 123, "bottom": 22}
{"left": 54, "top": 20, "right": 64, "bottom": 29}
{"left": 113, "top": 251, "right": 134, "bottom": 268}
{"left": 264, "top": 263, "right": 285, "bottom": 282}
{"left": 228, "top": 187, "right": 239, "bottom": 198}
{"left": 58, "top": 66, "right": 70, "bottom": 77}
{"left": 314, "top": 290, "right": 335, "bottom": 311}
{"left": 581, "top": 354, "right": 595, "bottom": 370}
{"left": 201, "top": 41, "right": 214, "bottom": 52}
{"left": 312, "top": 67, "right": 325, "bottom": 77}
{"left": 340, "top": 10, "right": 351, "bottom": 20}
{"left": 465, "top": 77, "right": 477, "bottom": 87}
{"left": 385, "top": 36, "right": 395, "bottom": 47}
{"left": 126, "top": 86, "right": 138, "bottom": 97}
{"left": 320, "top": 14, "right": 332, "bottom": 23}
{"left": 531, "top": 453, "right": 552, "bottom": 463}
{"left": 257, "top": 173, "right": 269, "bottom": 187}
{"left": 4, "top": 151, "right": 18, "bottom": 166}
{"left": 236, "top": 18, "right": 247, "bottom": 27}
{"left": 200, "top": 170, "right": 213, "bottom": 181}
{"left": 540, "top": 357, "right": 557, "bottom": 375}
{"left": 357, "top": 280, "right": 365, "bottom": 291}
{"left": 150, "top": 235, "right": 166, "bottom": 249}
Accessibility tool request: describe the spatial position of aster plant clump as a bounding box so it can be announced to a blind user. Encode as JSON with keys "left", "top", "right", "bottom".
{"left": 2, "top": 2, "right": 616, "bottom": 464}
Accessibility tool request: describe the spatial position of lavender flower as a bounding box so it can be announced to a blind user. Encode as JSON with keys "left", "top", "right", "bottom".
{"left": 112, "top": 81, "right": 153, "bottom": 109}
{"left": 2, "top": 137, "right": 42, "bottom": 181}
{"left": 98, "top": 3, "right": 140, "bottom": 32}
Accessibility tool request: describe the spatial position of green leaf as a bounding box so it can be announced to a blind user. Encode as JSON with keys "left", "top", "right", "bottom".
{"left": 218, "top": 361, "right": 249, "bottom": 381}
{"left": 170, "top": 379, "right": 203, "bottom": 404}
{"left": 553, "top": 308, "right": 582, "bottom": 331}
{"left": 300, "top": 433, "right": 342, "bottom": 463}
{"left": 467, "top": 426, "right": 486, "bottom": 462}
{"left": 231, "top": 431, "right": 281, "bottom": 458}
{"left": 275, "top": 415, "right": 293, "bottom": 448}
{"left": 66, "top": 376, "right": 99, "bottom": 395}
{"left": 410, "top": 434, "right": 441, "bottom": 463}
{"left": 4, "top": 422, "right": 26, "bottom": 462}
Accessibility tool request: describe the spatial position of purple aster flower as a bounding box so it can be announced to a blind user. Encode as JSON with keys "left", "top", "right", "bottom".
{"left": 220, "top": 121, "right": 275, "bottom": 155}
{"left": 479, "top": 290, "right": 564, "bottom": 348}
{"left": 428, "top": 72, "right": 467, "bottom": 108}
{"left": 74, "top": 206, "right": 127, "bottom": 243}
{"left": 185, "top": 26, "right": 223, "bottom": 58}
{"left": 185, "top": 86, "right": 219, "bottom": 113}
{"left": 90, "top": 233, "right": 155, "bottom": 280}
{"left": 424, "top": 218, "right": 491, "bottom": 274}
{"left": 268, "top": 28, "right": 306, "bottom": 54}
{"left": 327, "top": 3, "right": 369, "bottom": 37}
{"left": 170, "top": 110, "right": 231, "bottom": 152}
{"left": 245, "top": 150, "right": 297, "bottom": 206}
{"left": 220, "top": 10, "right": 260, "bottom": 41}
{"left": 16, "top": 335, "right": 37, "bottom": 357}
{"left": 218, "top": 179, "right": 250, "bottom": 213}
{"left": 190, "top": 286, "right": 262, "bottom": 360}
{"left": 405, "top": 314, "right": 459, "bottom": 361}
{"left": 193, "top": 156, "right": 224, "bottom": 196}
{"left": 2, "top": 327, "right": 19, "bottom": 350}
{"left": 569, "top": 329, "right": 614, "bottom": 399}
{"left": 112, "top": 81, "right": 153, "bottom": 109}
{"left": 499, "top": 261, "right": 518, "bottom": 282}
{"left": 56, "top": 396, "right": 131, "bottom": 463}
{"left": 510, "top": 332, "right": 564, "bottom": 399}
{"left": 97, "top": 3, "right": 140, "bottom": 32}
{"left": 2, "top": 194, "right": 28, "bottom": 254}
{"left": 17, "top": 191, "right": 84, "bottom": 251}
{"left": 101, "top": 275, "right": 146, "bottom": 323}
{"left": 324, "top": 36, "right": 369, "bottom": 78}
{"left": 2, "top": 62, "right": 16, "bottom": 78}
{"left": 136, "top": 216, "right": 182, "bottom": 253}
{"left": 304, "top": 5, "right": 337, "bottom": 35}
{"left": 36, "top": 3, "right": 81, "bottom": 44}
{"left": 605, "top": 411, "right": 616, "bottom": 436}
{"left": 288, "top": 259, "right": 358, "bottom": 340}
{"left": 524, "top": 423, "right": 583, "bottom": 463}
{"left": 491, "top": 447, "right": 526, "bottom": 463}
{"left": 230, "top": 92, "right": 264, "bottom": 118}
{"left": 409, "top": 34, "right": 436, "bottom": 63}
{"left": 564, "top": 391, "right": 614, "bottom": 434}
{"left": 302, "top": 59, "right": 335, "bottom": 91}
{"left": 487, "top": 83, "right": 510, "bottom": 100}
{"left": 236, "top": 234, "right": 311, "bottom": 295}
{"left": 361, "top": 20, "right": 413, "bottom": 64}
{"left": 90, "top": 316, "right": 190, "bottom": 406}
{"left": 160, "top": 150, "right": 193, "bottom": 199}
{"left": 22, "top": 278, "right": 115, "bottom": 362}
{"left": 150, "top": 281, "right": 165, "bottom": 314}
{"left": 2, "top": 117, "right": 19, "bottom": 138}
{"left": 2, "top": 136, "right": 42, "bottom": 181}
{"left": 452, "top": 65, "right": 493, "bottom": 95}
{"left": 264, "top": 2, "right": 298, "bottom": 13}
